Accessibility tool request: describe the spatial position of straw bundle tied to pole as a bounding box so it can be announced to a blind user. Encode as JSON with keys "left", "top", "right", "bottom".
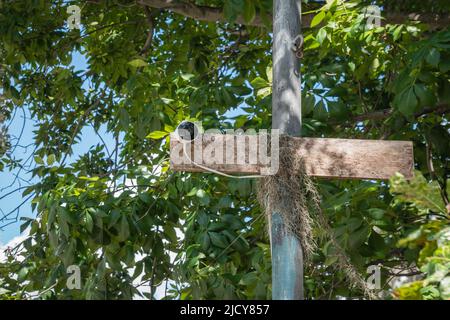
{"left": 257, "top": 136, "right": 377, "bottom": 299}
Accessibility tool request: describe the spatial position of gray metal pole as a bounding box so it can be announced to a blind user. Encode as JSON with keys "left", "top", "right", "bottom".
{"left": 271, "top": 0, "right": 303, "bottom": 300}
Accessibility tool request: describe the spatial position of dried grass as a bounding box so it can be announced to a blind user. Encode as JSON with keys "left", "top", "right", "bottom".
{"left": 257, "top": 135, "right": 377, "bottom": 299}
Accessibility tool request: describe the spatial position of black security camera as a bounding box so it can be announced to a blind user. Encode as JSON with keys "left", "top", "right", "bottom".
{"left": 176, "top": 121, "right": 199, "bottom": 142}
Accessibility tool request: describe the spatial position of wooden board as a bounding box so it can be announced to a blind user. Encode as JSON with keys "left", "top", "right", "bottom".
{"left": 170, "top": 133, "right": 414, "bottom": 180}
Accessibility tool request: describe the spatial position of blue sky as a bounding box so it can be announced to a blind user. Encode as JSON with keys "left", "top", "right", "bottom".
{"left": 0, "top": 52, "right": 118, "bottom": 244}
{"left": 0, "top": 50, "right": 248, "bottom": 245}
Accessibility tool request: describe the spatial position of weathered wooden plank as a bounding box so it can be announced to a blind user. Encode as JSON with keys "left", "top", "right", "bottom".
{"left": 170, "top": 133, "right": 414, "bottom": 180}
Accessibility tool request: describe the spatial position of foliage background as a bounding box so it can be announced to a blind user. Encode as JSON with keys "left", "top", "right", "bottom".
{"left": 0, "top": 0, "right": 449, "bottom": 300}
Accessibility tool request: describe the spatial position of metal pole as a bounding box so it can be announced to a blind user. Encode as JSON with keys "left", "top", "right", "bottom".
{"left": 271, "top": 0, "right": 303, "bottom": 300}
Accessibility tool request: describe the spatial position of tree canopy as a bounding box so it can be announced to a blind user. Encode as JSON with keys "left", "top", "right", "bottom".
{"left": 0, "top": 0, "right": 449, "bottom": 300}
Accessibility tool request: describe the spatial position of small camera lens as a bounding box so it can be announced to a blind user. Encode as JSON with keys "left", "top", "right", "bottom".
{"left": 176, "top": 121, "right": 199, "bottom": 142}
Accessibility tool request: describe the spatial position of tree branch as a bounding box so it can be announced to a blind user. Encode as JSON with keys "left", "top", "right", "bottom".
{"left": 386, "top": 12, "right": 450, "bottom": 30}
{"left": 140, "top": 6, "right": 160, "bottom": 55}
{"left": 350, "top": 103, "right": 450, "bottom": 123}
{"left": 137, "top": 0, "right": 269, "bottom": 27}
{"left": 137, "top": 0, "right": 450, "bottom": 29}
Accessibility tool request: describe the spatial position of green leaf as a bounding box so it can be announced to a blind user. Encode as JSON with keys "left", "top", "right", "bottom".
{"left": 161, "top": 97, "right": 174, "bottom": 105}
{"left": 425, "top": 263, "right": 448, "bottom": 284}
{"left": 164, "top": 224, "right": 178, "bottom": 243}
{"left": 223, "top": 0, "right": 243, "bottom": 22}
{"left": 250, "top": 77, "right": 269, "bottom": 90}
{"left": 20, "top": 217, "right": 33, "bottom": 233}
{"left": 10, "top": 87, "right": 20, "bottom": 100}
{"left": 47, "top": 154, "right": 56, "bottom": 166}
{"left": 426, "top": 48, "right": 440, "bottom": 67}
{"left": 18, "top": 267, "right": 29, "bottom": 281}
{"left": 439, "top": 60, "right": 450, "bottom": 73}
{"left": 316, "top": 28, "right": 327, "bottom": 44}
{"left": 119, "top": 108, "right": 130, "bottom": 130}
{"left": 311, "top": 11, "right": 326, "bottom": 28}
{"left": 348, "top": 226, "right": 369, "bottom": 249}
{"left": 196, "top": 189, "right": 206, "bottom": 198}
{"left": 313, "top": 100, "right": 328, "bottom": 121}
{"left": 368, "top": 208, "right": 385, "bottom": 220}
{"left": 392, "top": 25, "right": 403, "bottom": 41}
{"left": 47, "top": 206, "right": 57, "bottom": 226}
{"left": 58, "top": 208, "right": 71, "bottom": 238}
{"left": 324, "top": 255, "right": 338, "bottom": 267}
{"left": 440, "top": 277, "right": 450, "bottom": 299}
{"left": 34, "top": 155, "right": 44, "bottom": 165}
{"left": 328, "top": 101, "right": 347, "bottom": 120}
{"left": 396, "top": 87, "right": 418, "bottom": 116}
{"left": 395, "top": 281, "right": 424, "bottom": 300}
{"left": 146, "top": 131, "right": 169, "bottom": 140}
{"left": 85, "top": 212, "right": 94, "bottom": 233}
{"left": 390, "top": 171, "right": 447, "bottom": 214}
{"left": 302, "top": 94, "right": 315, "bottom": 116}
{"left": 139, "top": 192, "right": 152, "bottom": 204}
{"left": 79, "top": 176, "right": 100, "bottom": 182}
{"left": 196, "top": 189, "right": 210, "bottom": 206}
{"left": 97, "top": 257, "right": 106, "bottom": 279}
{"left": 201, "top": 233, "right": 211, "bottom": 251}
{"left": 229, "top": 86, "right": 252, "bottom": 96}
{"left": 119, "top": 215, "right": 130, "bottom": 241}
{"left": 414, "top": 83, "right": 436, "bottom": 107}
{"left": 128, "top": 59, "right": 148, "bottom": 68}
{"left": 61, "top": 240, "right": 75, "bottom": 267}
{"left": 368, "top": 231, "right": 386, "bottom": 251}
{"left": 48, "top": 229, "right": 58, "bottom": 249}
{"left": 243, "top": 0, "right": 256, "bottom": 23}
{"left": 180, "top": 73, "right": 195, "bottom": 81}
{"left": 420, "top": 285, "right": 441, "bottom": 300}
{"left": 221, "top": 87, "right": 236, "bottom": 106}
{"left": 108, "top": 209, "right": 121, "bottom": 228}
{"left": 347, "top": 217, "right": 363, "bottom": 232}
{"left": 209, "top": 232, "right": 228, "bottom": 249}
